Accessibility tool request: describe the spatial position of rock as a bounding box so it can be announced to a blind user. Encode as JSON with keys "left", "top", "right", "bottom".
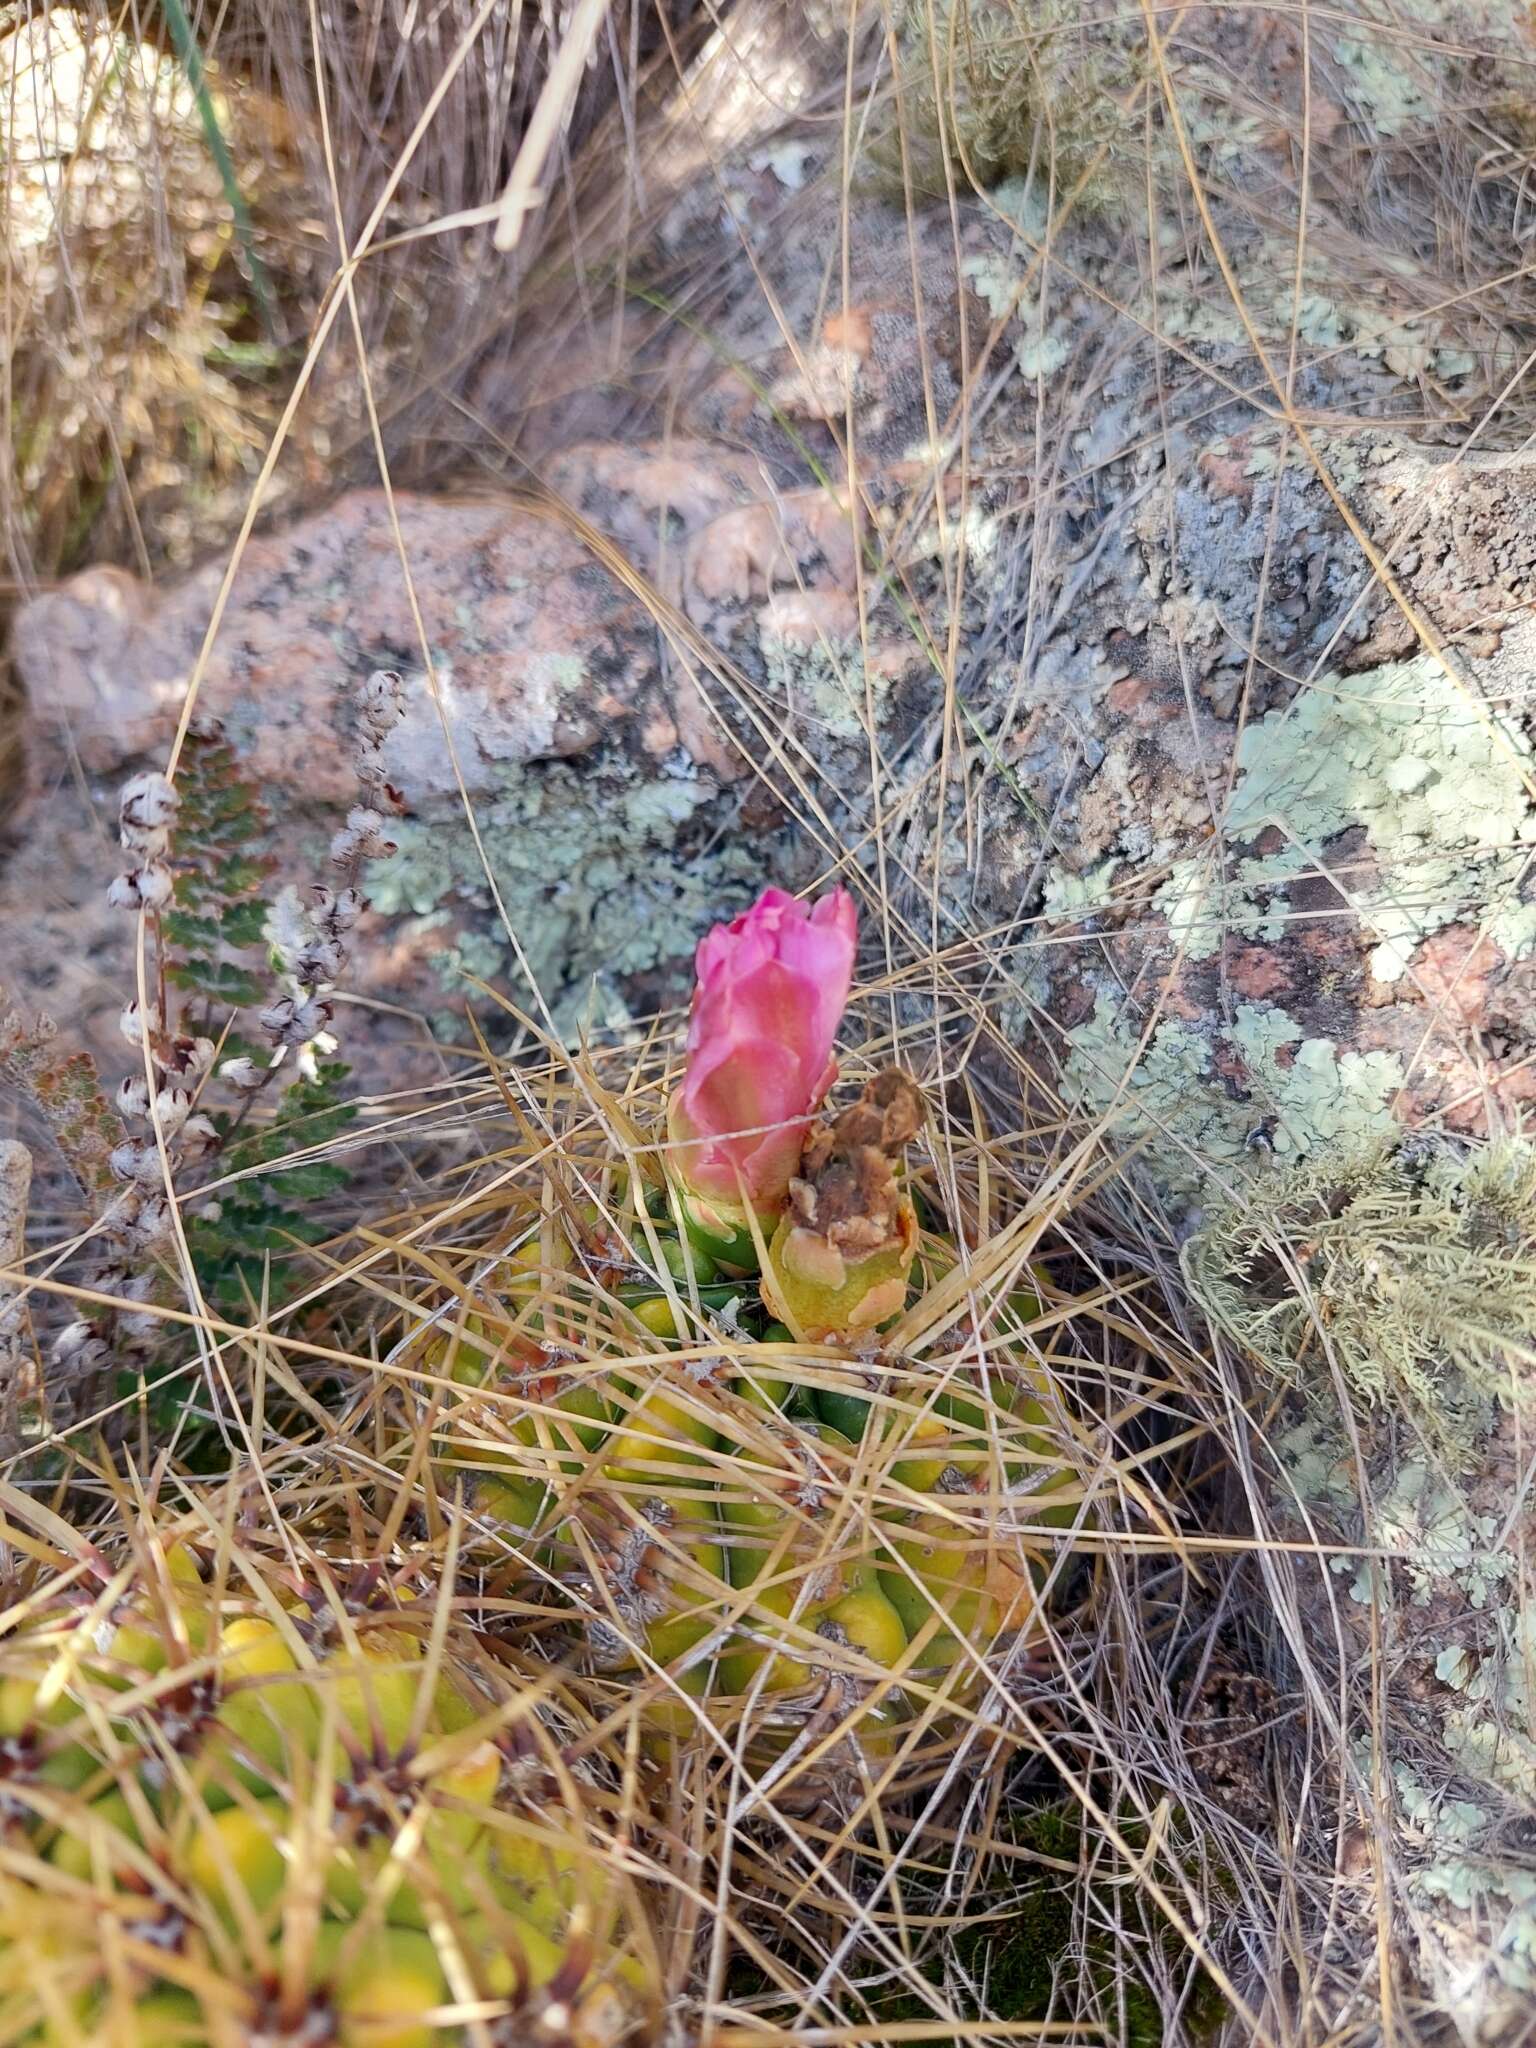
{"left": 15, "top": 486, "right": 692, "bottom": 801}
{"left": 1013, "top": 447, "right": 1536, "bottom": 1197}
{"left": 4, "top": 436, "right": 910, "bottom": 1073}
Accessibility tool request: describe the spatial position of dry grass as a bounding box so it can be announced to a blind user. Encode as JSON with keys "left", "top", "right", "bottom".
{"left": 7, "top": 0, "right": 1536, "bottom": 2042}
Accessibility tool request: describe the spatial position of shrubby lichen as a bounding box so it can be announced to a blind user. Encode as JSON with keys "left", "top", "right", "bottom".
{"left": 1183, "top": 1137, "right": 1536, "bottom": 1457}
{"left": 864, "top": 2, "right": 1134, "bottom": 203}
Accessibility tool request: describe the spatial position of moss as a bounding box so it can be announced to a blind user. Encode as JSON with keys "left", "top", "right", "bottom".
{"left": 1154, "top": 654, "right": 1536, "bottom": 977}
{"left": 823, "top": 1802, "right": 1226, "bottom": 2043}
{"left": 1063, "top": 994, "right": 1402, "bottom": 1192}
{"left": 367, "top": 755, "right": 761, "bottom": 1038}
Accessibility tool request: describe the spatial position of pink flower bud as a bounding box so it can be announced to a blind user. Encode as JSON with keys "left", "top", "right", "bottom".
{"left": 669, "top": 885, "right": 857, "bottom": 1210}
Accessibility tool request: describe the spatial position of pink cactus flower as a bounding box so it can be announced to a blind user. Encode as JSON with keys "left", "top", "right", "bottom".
{"left": 670, "top": 885, "right": 857, "bottom": 1211}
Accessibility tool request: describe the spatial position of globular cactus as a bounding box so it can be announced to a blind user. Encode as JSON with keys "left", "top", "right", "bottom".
{"left": 419, "top": 1180, "right": 1083, "bottom": 1768}
{"left": 0, "top": 1504, "right": 660, "bottom": 2047}
{"left": 402, "top": 888, "right": 1088, "bottom": 1794}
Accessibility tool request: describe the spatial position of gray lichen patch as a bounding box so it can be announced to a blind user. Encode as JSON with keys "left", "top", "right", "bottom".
{"left": 1146, "top": 239, "right": 1483, "bottom": 385}
{"left": 1155, "top": 654, "right": 1536, "bottom": 980}
{"left": 1063, "top": 994, "right": 1403, "bottom": 1192}
{"left": 760, "top": 630, "right": 891, "bottom": 743}
{"left": 367, "top": 754, "right": 763, "bottom": 1039}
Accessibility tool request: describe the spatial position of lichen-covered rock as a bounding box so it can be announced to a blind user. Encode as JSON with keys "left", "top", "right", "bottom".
{"left": 1186, "top": 1139, "right": 1536, "bottom": 2040}
{"left": 14, "top": 482, "right": 712, "bottom": 801}
{"left": 5, "top": 438, "right": 901, "bottom": 1063}
{"left": 1040, "top": 604, "right": 1536, "bottom": 1197}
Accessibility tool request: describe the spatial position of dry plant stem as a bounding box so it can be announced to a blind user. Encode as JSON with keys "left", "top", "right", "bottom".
{"left": 493, "top": 0, "right": 612, "bottom": 251}
{"left": 0, "top": 1139, "right": 35, "bottom": 1439}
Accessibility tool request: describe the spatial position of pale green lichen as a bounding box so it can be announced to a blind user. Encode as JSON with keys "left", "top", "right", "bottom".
{"left": 1442, "top": 1600, "right": 1536, "bottom": 1802}
{"left": 760, "top": 632, "right": 892, "bottom": 742}
{"left": 962, "top": 177, "right": 1074, "bottom": 380}
{"left": 1392, "top": 1761, "right": 1491, "bottom": 1848}
{"left": 367, "top": 756, "right": 760, "bottom": 1038}
{"left": 1064, "top": 994, "right": 1402, "bottom": 1192}
{"left": 1199, "top": 1126, "right": 1536, "bottom": 2019}
{"left": 1243, "top": 425, "right": 1374, "bottom": 496}
{"left": 961, "top": 248, "right": 1071, "bottom": 383}
{"left": 1274, "top": 1415, "right": 1356, "bottom": 1513}
{"left": 1360, "top": 1465, "right": 1510, "bottom": 1609}
{"left": 1392, "top": 1760, "right": 1536, "bottom": 1996}
{"left": 1184, "top": 1137, "right": 1536, "bottom": 1457}
{"left": 1041, "top": 858, "right": 1119, "bottom": 925}
{"left": 1332, "top": 31, "right": 1433, "bottom": 138}
{"left": 1152, "top": 240, "right": 1481, "bottom": 386}
{"left": 1155, "top": 655, "right": 1536, "bottom": 978}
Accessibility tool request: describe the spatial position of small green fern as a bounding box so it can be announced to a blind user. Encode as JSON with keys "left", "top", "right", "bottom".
{"left": 164, "top": 728, "right": 356, "bottom": 1318}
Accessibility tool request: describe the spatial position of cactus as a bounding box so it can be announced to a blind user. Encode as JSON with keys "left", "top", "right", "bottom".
{"left": 0, "top": 1511, "right": 660, "bottom": 2046}
{"left": 398, "top": 889, "right": 1088, "bottom": 1806}
{"left": 421, "top": 1179, "right": 1083, "bottom": 1763}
